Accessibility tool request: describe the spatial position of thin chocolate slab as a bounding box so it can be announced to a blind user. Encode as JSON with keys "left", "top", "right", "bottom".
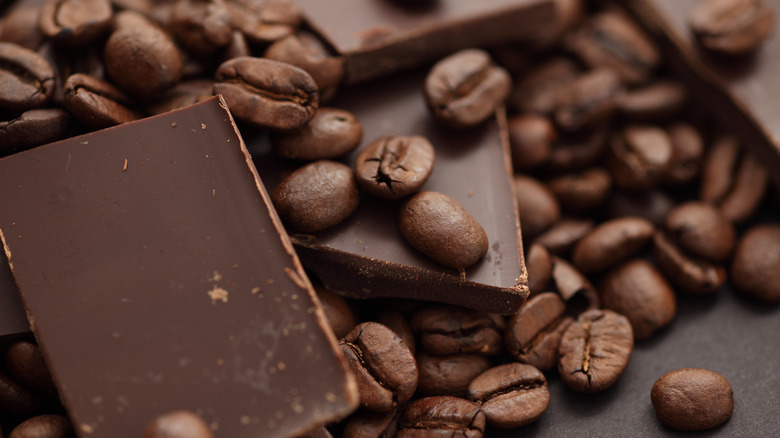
{"left": 297, "top": 0, "right": 555, "bottom": 84}
{"left": 616, "top": 0, "right": 780, "bottom": 189}
{"left": 250, "top": 68, "right": 528, "bottom": 315}
{"left": 0, "top": 254, "right": 29, "bottom": 343}
{"left": 0, "top": 97, "right": 357, "bottom": 438}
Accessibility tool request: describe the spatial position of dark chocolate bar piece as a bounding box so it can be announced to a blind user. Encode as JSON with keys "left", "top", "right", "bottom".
{"left": 0, "top": 97, "right": 357, "bottom": 438}
{"left": 297, "top": 0, "right": 555, "bottom": 84}
{"left": 250, "top": 68, "right": 528, "bottom": 315}
{"left": 0, "top": 254, "right": 29, "bottom": 343}
{"left": 618, "top": 0, "right": 780, "bottom": 189}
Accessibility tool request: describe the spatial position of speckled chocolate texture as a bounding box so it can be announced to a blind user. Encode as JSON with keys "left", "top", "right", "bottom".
{"left": 0, "top": 97, "right": 357, "bottom": 438}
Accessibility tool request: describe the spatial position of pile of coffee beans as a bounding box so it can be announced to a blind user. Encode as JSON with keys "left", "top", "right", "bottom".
{"left": 1, "top": 0, "right": 779, "bottom": 436}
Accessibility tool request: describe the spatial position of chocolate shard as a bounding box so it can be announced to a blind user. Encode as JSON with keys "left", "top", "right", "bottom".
{"left": 0, "top": 97, "right": 358, "bottom": 438}
{"left": 617, "top": 0, "right": 780, "bottom": 189}
{"left": 250, "top": 69, "right": 529, "bottom": 315}
{"left": 297, "top": 0, "right": 555, "bottom": 84}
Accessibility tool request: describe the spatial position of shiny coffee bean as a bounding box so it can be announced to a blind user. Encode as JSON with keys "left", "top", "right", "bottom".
{"left": 513, "top": 174, "right": 561, "bottom": 238}
{"left": 314, "top": 286, "right": 356, "bottom": 339}
{"left": 340, "top": 322, "right": 419, "bottom": 412}
{"left": 215, "top": 56, "right": 319, "bottom": 131}
{"left": 558, "top": 309, "right": 634, "bottom": 393}
{"left": 509, "top": 57, "right": 580, "bottom": 114}
{"left": 653, "top": 230, "right": 727, "bottom": 294}
{"left": 399, "top": 191, "right": 488, "bottom": 269}
{"left": 374, "top": 310, "right": 416, "bottom": 354}
{"left": 533, "top": 218, "right": 594, "bottom": 257}
{"left": 651, "top": 368, "right": 733, "bottom": 430}
{"left": 0, "top": 108, "right": 70, "bottom": 155}
{"left": 607, "top": 124, "right": 673, "bottom": 190}
{"left": 550, "top": 256, "right": 600, "bottom": 312}
{"left": 5, "top": 340, "right": 58, "bottom": 399}
{"left": 0, "top": 7, "right": 45, "bottom": 50}
{"left": 467, "top": 363, "right": 549, "bottom": 428}
{"left": 8, "top": 414, "right": 73, "bottom": 438}
{"left": 526, "top": 243, "right": 553, "bottom": 294}
{"left": 546, "top": 124, "right": 609, "bottom": 172}
{"left": 416, "top": 352, "right": 492, "bottom": 397}
{"left": 546, "top": 167, "right": 612, "bottom": 212}
{"left": 168, "top": 0, "right": 232, "bottom": 58}
{"left": 554, "top": 68, "right": 624, "bottom": 132}
{"left": 141, "top": 410, "right": 214, "bottom": 438}
{"left": 665, "top": 122, "right": 704, "bottom": 185}
{"left": 398, "top": 396, "right": 485, "bottom": 438}
{"left": 507, "top": 114, "right": 555, "bottom": 171}
{"left": 356, "top": 135, "right": 435, "bottom": 199}
{"left": 571, "top": 216, "right": 654, "bottom": 273}
{"left": 63, "top": 73, "right": 142, "bottom": 128}
{"left": 424, "top": 49, "right": 511, "bottom": 129}
{"left": 605, "top": 189, "right": 675, "bottom": 226}
{"left": 0, "top": 42, "right": 56, "bottom": 112}
{"left": 665, "top": 201, "right": 735, "bottom": 262}
{"left": 343, "top": 408, "right": 401, "bottom": 438}
{"left": 411, "top": 305, "right": 504, "bottom": 356}
{"left": 599, "top": 260, "right": 676, "bottom": 340}
{"left": 618, "top": 80, "right": 687, "bottom": 120}
{"left": 731, "top": 224, "right": 780, "bottom": 302}
{"left": 689, "top": 0, "right": 774, "bottom": 54}
{"left": 566, "top": 10, "right": 661, "bottom": 84}
{"left": 0, "top": 371, "right": 45, "bottom": 419}
{"left": 272, "top": 108, "right": 362, "bottom": 161}
{"left": 271, "top": 160, "right": 360, "bottom": 232}
{"left": 505, "top": 292, "right": 572, "bottom": 371}
{"left": 39, "top": 0, "right": 113, "bottom": 47}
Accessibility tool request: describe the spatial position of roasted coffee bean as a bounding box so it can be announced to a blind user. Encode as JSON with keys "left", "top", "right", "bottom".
{"left": 513, "top": 174, "right": 561, "bottom": 238}
{"left": 424, "top": 49, "right": 511, "bottom": 129}
{"left": 271, "top": 160, "right": 360, "bottom": 232}
{"left": 571, "top": 216, "right": 654, "bottom": 273}
{"left": 467, "top": 363, "right": 549, "bottom": 428}
{"left": 411, "top": 305, "right": 504, "bottom": 356}
{"left": 141, "top": 410, "right": 214, "bottom": 438}
{"left": 5, "top": 340, "right": 58, "bottom": 400}
{"left": 111, "top": 0, "right": 154, "bottom": 15}
{"left": 416, "top": 352, "right": 492, "bottom": 397}
{"left": 665, "top": 201, "right": 735, "bottom": 262}
{"left": 314, "top": 285, "right": 356, "bottom": 339}
{"left": 340, "top": 322, "right": 419, "bottom": 412}
{"left": 566, "top": 10, "right": 661, "bottom": 84}
{"left": 607, "top": 124, "right": 673, "bottom": 190}
{"left": 215, "top": 57, "right": 319, "bottom": 131}
{"left": 356, "top": 135, "right": 435, "bottom": 199}
{"left": 0, "top": 42, "right": 56, "bottom": 112}
{"left": 653, "top": 230, "right": 727, "bottom": 294}
{"left": 39, "top": 0, "right": 113, "bottom": 47}
{"left": 526, "top": 243, "right": 553, "bottom": 294}
{"left": 272, "top": 108, "right": 362, "bottom": 160}
{"left": 38, "top": 41, "right": 106, "bottom": 106}
{"left": 146, "top": 79, "right": 215, "bottom": 116}
{"left": 665, "top": 122, "right": 704, "bottom": 185}
{"left": 221, "top": 30, "right": 251, "bottom": 62}
{"left": 546, "top": 124, "right": 609, "bottom": 172}
{"left": 546, "top": 167, "right": 611, "bottom": 212}
{"left": 554, "top": 68, "right": 624, "bottom": 132}
{"left": 508, "top": 114, "right": 555, "bottom": 171}
{"left": 63, "top": 73, "right": 142, "bottom": 128}
{"left": 168, "top": 0, "right": 232, "bottom": 58}
{"left": 224, "top": 0, "right": 293, "bottom": 46}
{"left": 104, "top": 11, "right": 183, "bottom": 103}
{"left": 605, "top": 189, "right": 675, "bottom": 226}
{"left": 509, "top": 57, "right": 580, "bottom": 114}
{"left": 375, "top": 310, "right": 416, "bottom": 354}
{"left": 533, "top": 218, "right": 594, "bottom": 257}
{"left": 550, "top": 256, "right": 600, "bottom": 312}
{"left": 532, "top": 0, "right": 585, "bottom": 47}
{"left": 731, "top": 224, "right": 780, "bottom": 302}
{"left": 700, "top": 136, "right": 768, "bottom": 223}
{"left": 264, "top": 31, "right": 345, "bottom": 102}
{"left": 343, "top": 408, "right": 401, "bottom": 438}
{"left": 618, "top": 80, "right": 687, "bottom": 120}
{"left": 0, "top": 7, "right": 45, "bottom": 50}
{"left": 397, "top": 396, "right": 485, "bottom": 438}
{"left": 505, "top": 292, "right": 573, "bottom": 370}
{"left": 651, "top": 368, "right": 733, "bottom": 430}
{"left": 689, "top": 0, "right": 774, "bottom": 54}
{"left": 8, "top": 414, "right": 73, "bottom": 438}
{"left": 0, "top": 371, "right": 45, "bottom": 419}
{"left": 0, "top": 108, "right": 70, "bottom": 155}
{"left": 599, "top": 260, "right": 676, "bottom": 340}
{"left": 558, "top": 309, "right": 634, "bottom": 393}
{"left": 299, "top": 426, "right": 333, "bottom": 438}
{"left": 399, "top": 191, "right": 488, "bottom": 269}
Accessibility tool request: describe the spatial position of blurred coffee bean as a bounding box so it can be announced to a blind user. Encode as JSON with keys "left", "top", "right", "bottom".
{"left": 731, "top": 224, "right": 780, "bottom": 302}
{"left": 356, "top": 135, "right": 435, "bottom": 199}
{"left": 374, "top": 310, "right": 416, "bottom": 354}
{"left": 416, "top": 352, "right": 491, "bottom": 397}
{"left": 513, "top": 174, "right": 561, "bottom": 238}
{"left": 248, "top": 0, "right": 302, "bottom": 28}
{"left": 505, "top": 292, "right": 572, "bottom": 370}
{"left": 411, "top": 305, "right": 504, "bottom": 356}
{"left": 509, "top": 57, "right": 579, "bottom": 114}
{"left": 526, "top": 243, "right": 553, "bottom": 294}
{"left": 0, "top": 7, "right": 44, "bottom": 50}
{"left": 141, "top": 410, "right": 214, "bottom": 438}
{"left": 146, "top": 79, "right": 215, "bottom": 116}
{"left": 0, "top": 108, "right": 70, "bottom": 155}
{"left": 546, "top": 124, "right": 609, "bottom": 172}
{"left": 397, "top": 396, "right": 485, "bottom": 438}
{"left": 507, "top": 114, "right": 555, "bottom": 171}
{"left": 546, "top": 167, "right": 611, "bottom": 212}
{"left": 653, "top": 230, "right": 727, "bottom": 294}
{"left": 554, "top": 68, "right": 624, "bottom": 132}
{"left": 5, "top": 340, "right": 58, "bottom": 400}
{"left": 225, "top": 0, "right": 293, "bottom": 45}
{"left": 340, "top": 322, "right": 419, "bottom": 412}
{"left": 665, "top": 122, "right": 704, "bottom": 185}
{"left": 607, "top": 124, "right": 673, "bottom": 190}
{"left": 619, "top": 80, "right": 687, "bottom": 120}
{"left": 571, "top": 216, "right": 654, "bottom": 273}
{"left": 533, "top": 218, "right": 594, "bottom": 257}
{"left": 665, "top": 201, "right": 735, "bottom": 263}
{"left": 343, "top": 408, "right": 401, "bottom": 438}
{"left": 271, "top": 160, "right": 360, "bottom": 232}
{"left": 599, "top": 259, "right": 676, "bottom": 340}
{"left": 605, "top": 189, "right": 675, "bottom": 226}
{"left": 550, "top": 256, "right": 600, "bottom": 312}
{"left": 8, "top": 414, "right": 73, "bottom": 438}
{"left": 689, "top": 0, "right": 774, "bottom": 55}
{"left": 651, "top": 368, "right": 734, "bottom": 430}
{"left": 111, "top": 0, "right": 153, "bottom": 15}
{"left": 38, "top": 41, "right": 106, "bottom": 106}
{"left": 314, "top": 286, "right": 356, "bottom": 339}
{"left": 399, "top": 191, "right": 488, "bottom": 269}
{"left": 558, "top": 309, "right": 634, "bottom": 393}
{"left": 215, "top": 57, "right": 319, "bottom": 131}
{"left": 272, "top": 108, "right": 362, "bottom": 161}
{"left": 39, "top": 0, "right": 113, "bottom": 47}
{"left": 0, "top": 42, "right": 55, "bottom": 112}
{"left": 299, "top": 426, "right": 333, "bottom": 438}
{"left": 717, "top": 154, "right": 768, "bottom": 224}
{"left": 424, "top": 49, "right": 511, "bottom": 129}
{"left": 168, "top": 0, "right": 232, "bottom": 58}
{"left": 566, "top": 10, "right": 660, "bottom": 84}
{"left": 63, "top": 73, "right": 142, "bottom": 128}
{"left": 0, "top": 372, "right": 45, "bottom": 419}
{"left": 220, "top": 30, "right": 251, "bottom": 63}
{"left": 467, "top": 363, "right": 549, "bottom": 428}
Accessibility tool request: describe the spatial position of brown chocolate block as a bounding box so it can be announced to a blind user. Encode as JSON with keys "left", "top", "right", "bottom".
{"left": 616, "top": 0, "right": 780, "bottom": 189}
{"left": 0, "top": 254, "right": 29, "bottom": 343}
{"left": 0, "top": 97, "right": 357, "bottom": 438}
{"left": 250, "top": 69, "right": 528, "bottom": 315}
{"left": 297, "top": 0, "right": 555, "bottom": 84}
